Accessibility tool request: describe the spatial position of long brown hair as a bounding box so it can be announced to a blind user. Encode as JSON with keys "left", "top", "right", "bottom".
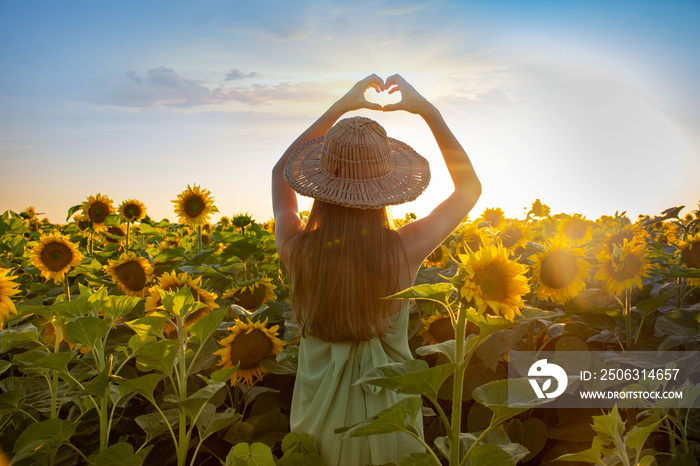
{"left": 287, "top": 200, "right": 405, "bottom": 342}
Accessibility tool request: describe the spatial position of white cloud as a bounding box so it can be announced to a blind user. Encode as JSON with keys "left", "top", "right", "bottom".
{"left": 95, "top": 68, "right": 346, "bottom": 108}
{"left": 225, "top": 69, "right": 259, "bottom": 81}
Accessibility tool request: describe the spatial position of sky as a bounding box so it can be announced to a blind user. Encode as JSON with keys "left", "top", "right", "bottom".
{"left": 1, "top": 0, "right": 699, "bottom": 225}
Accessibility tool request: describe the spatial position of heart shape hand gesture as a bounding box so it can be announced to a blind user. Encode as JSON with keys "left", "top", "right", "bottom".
{"left": 336, "top": 74, "right": 432, "bottom": 115}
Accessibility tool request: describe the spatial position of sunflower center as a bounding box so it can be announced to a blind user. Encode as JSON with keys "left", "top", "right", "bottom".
{"left": 40, "top": 242, "right": 73, "bottom": 272}
{"left": 429, "top": 317, "right": 455, "bottom": 343}
{"left": 484, "top": 213, "right": 502, "bottom": 228}
{"left": 609, "top": 254, "right": 642, "bottom": 281}
{"left": 115, "top": 261, "right": 147, "bottom": 291}
{"left": 540, "top": 250, "right": 578, "bottom": 289}
{"left": 563, "top": 220, "right": 587, "bottom": 241}
{"left": 184, "top": 195, "right": 205, "bottom": 218}
{"left": 233, "top": 285, "right": 267, "bottom": 310}
{"left": 89, "top": 202, "right": 109, "bottom": 223}
{"left": 463, "top": 235, "right": 482, "bottom": 252}
{"left": 607, "top": 231, "right": 634, "bottom": 253}
{"left": 473, "top": 263, "right": 508, "bottom": 302}
{"left": 501, "top": 228, "right": 522, "bottom": 248}
{"left": 124, "top": 205, "right": 141, "bottom": 220}
{"left": 683, "top": 243, "right": 700, "bottom": 269}
{"left": 228, "top": 329, "right": 273, "bottom": 370}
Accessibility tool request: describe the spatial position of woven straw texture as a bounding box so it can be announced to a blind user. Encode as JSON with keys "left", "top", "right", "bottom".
{"left": 284, "top": 117, "right": 431, "bottom": 209}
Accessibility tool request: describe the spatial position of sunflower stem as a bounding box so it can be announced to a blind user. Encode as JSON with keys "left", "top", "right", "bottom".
{"left": 625, "top": 288, "right": 632, "bottom": 349}
{"left": 450, "top": 302, "right": 467, "bottom": 466}
{"left": 126, "top": 221, "right": 131, "bottom": 250}
{"left": 63, "top": 278, "right": 71, "bottom": 302}
{"left": 197, "top": 224, "right": 202, "bottom": 255}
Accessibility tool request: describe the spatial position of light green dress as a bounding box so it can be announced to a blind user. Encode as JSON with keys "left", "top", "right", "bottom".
{"left": 290, "top": 304, "right": 425, "bottom": 465}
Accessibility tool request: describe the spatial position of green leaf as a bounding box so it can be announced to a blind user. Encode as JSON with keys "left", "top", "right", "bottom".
{"left": 79, "top": 366, "right": 111, "bottom": 398}
{"left": 64, "top": 316, "right": 110, "bottom": 349}
{"left": 12, "top": 418, "right": 77, "bottom": 462}
{"left": 624, "top": 416, "right": 662, "bottom": 453}
{"left": 355, "top": 360, "right": 455, "bottom": 400}
{"left": 634, "top": 290, "right": 674, "bottom": 317}
{"left": 135, "top": 408, "right": 179, "bottom": 438}
{"left": 415, "top": 340, "right": 457, "bottom": 363}
{"left": 335, "top": 396, "right": 422, "bottom": 439}
{"left": 465, "top": 308, "right": 519, "bottom": 340}
{"left": 198, "top": 406, "right": 242, "bottom": 439}
{"left": 385, "top": 282, "right": 456, "bottom": 307}
{"left": 225, "top": 442, "right": 276, "bottom": 466}
{"left": 66, "top": 204, "right": 82, "bottom": 222}
{"left": 51, "top": 296, "right": 91, "bottom": 319}
{"left": 592, "top": 406, "right": 625, "bottom": 440}
{"left": 34, "top": 351, "right": 76, "bottom": 371}
{"left": 161, "top": 285, "right": 207, "bottom": 319}
{"left": 117, "top": 372, "right": 162, "bottom": 404}
{"left": 175, "top": 382, "right": 226, "bottom": 421}
{"left": 102, "top": 295, "right": 141, "bottom": 321}
{"left": 211, "top": 366, "right": 239, "bottom": 385}
{"left": 127, "top": 315, "right": 166, "bottom": 340}
{"left": 668, "top": 453, "right": 697, "bottom": 466}
{"left": 188, "top": 306, "right": 227, "bottom": 343}
{"left": 399, "top": 452, "right": 439, "bottom": 466}
{"left": 472, "top": 379, "right": 546, "bottom": 424}
{"left": 504, "top": 418, "right": 548, "bottom": 462}
{"left": 90, "top": 442, "right": 154, "bottom": 466}
{"left": 135, "top": 339, "right": 179, "bottom": 374}
{"left": 554, "top": 436, "right": 605, "bottom": 464}
{"left": 470, "top": 444, "right": 516, "bottom": 466}
{"left": 138, "top": 222, "right": 159, "bottom": 235}
{"left": 638, "top": 455, "right": 658, "bottom": 466}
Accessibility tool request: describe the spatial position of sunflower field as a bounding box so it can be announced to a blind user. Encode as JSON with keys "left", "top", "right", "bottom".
{"left": 1, "top": 187, "right": 699, "bottom": 466}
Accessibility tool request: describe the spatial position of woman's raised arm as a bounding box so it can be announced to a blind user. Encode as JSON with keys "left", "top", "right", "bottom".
{"left": 271, "top": 74, "right": 384, "bottom": 262}
{"left": 384, "top": 74, "right": 482, "bottom": 272}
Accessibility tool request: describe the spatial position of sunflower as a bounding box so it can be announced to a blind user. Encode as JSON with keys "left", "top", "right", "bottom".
{"left": 0, "top": 268, "right": 21, "bottom": 328}
{"left": 423, "top": 244, "right": 451, "bottom": 268}
{"left": 72, "top": 214, "right": 90, "bottom": 231}
{"left": 498, "top": 220, "right": 529, "bottom": 252}
{"left": 530, "top": 238, "right": 589, "bottom": 305}
{"left": 558, "top": 214, "right": 592, "bottom": 244}
{"left": 172, "top": 184, "right": 216, "bottom": 227}
{"left": 215, "top": 317, "right": 285, "bottom": 386}
{"left": 457, "top": 244, "right": 530, "bottom": 321}
{"left": 145, "top": 271, "right": 219, "bottom": 336}
{"left": 104, "top": 253, "right": 153, "bottom": 297}
{"left": 31, "top": 233, "right": 83, "bottom": 283}
{"left": 481, "top": 207, "right": 505, "bottom": 229}
{"left": 223, "top": 276, "right": 277, "bottom": 311}
{"left": 599, "top": 225, "right": 646, "bottom": 255}
{"left": 20, "top": 206, "right": 37, "bottom": 220}
{"left": 81, "top": 193, "right": 114, "bottom": 231}
{"left": 528, "top": 199, "right": 551, "bottom": 218}
{"left": 119, "top": 199, "right": 147, "bottom": 222}
{"left": 457, "top": 223, "right": 487, "bottom": 254}
{"left": 595, "top": 240, "right": 651, "bottom": 295}
{"left": 105, "top": 225, "right": 126, "bottom": 243}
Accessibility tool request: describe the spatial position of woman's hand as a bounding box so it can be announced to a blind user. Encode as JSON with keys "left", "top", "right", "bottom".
{"left": 332, "top": 74, "right": 385, "bottom": 114}
{"left": 381, "top": 74, "right": 435, "bottom": 116}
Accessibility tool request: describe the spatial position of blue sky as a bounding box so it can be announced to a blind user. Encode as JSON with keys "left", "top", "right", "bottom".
{"left": 2, "top": 0, "right": 699, "bottom": 224}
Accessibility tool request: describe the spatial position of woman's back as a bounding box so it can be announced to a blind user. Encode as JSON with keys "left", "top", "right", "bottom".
{"left": 272, "top": 74, "right": 481, "bottom": 465}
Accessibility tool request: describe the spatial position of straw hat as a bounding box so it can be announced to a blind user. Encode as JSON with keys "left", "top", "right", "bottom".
{"left": 284, "top": 116, "right": 431, "bottom": 209}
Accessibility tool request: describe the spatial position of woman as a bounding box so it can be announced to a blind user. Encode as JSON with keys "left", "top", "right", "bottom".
{"left": 272, "top": 74, "right": 481, "bottom": 465}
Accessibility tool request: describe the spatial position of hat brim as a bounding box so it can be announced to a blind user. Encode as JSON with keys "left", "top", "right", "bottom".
{"left": 284, "top": 135, "right": 431, "bottom": 209}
